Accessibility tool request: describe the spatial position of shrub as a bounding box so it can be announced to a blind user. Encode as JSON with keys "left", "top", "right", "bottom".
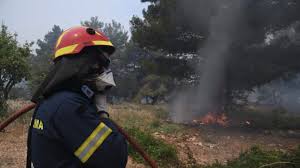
{"left": 157, "top": 123, "right": 185, "bottom": 134}
{"left": 126, "top": 127, "right": 181, "bottom": 168}
{"left": 228, "top": 108, "right": 300, "bottom": 129}
{"left": 203, "top": 146, "right": 300, "bottom": 168}
{"left": 0, "top": 100, "right": 7, "bottom": 117}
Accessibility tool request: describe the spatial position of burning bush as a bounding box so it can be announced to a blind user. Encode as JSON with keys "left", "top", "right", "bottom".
{"left": 193, "top": 112, "right": 229, "bottom": 127}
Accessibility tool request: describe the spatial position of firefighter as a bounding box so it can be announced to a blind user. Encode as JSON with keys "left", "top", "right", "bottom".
{"left": 27, "top": 26, "right": 128, "bottom": 168}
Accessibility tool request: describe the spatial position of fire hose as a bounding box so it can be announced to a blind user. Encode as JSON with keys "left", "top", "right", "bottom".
{"left": 0, "top": 103, "right": 158, "bottom": 168}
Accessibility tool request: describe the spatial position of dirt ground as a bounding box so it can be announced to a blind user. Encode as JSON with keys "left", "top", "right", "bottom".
{"left": 153, "top": 126, "right": 299, "bottom": 166}
{"left": 0, "top": 123, "right": 145, "bottom": 168}
{"left": 0, "top": 123, "right": 27, "bottom": 168}
{"left": 0, "top": 122, "right": 299, "bottom": 168}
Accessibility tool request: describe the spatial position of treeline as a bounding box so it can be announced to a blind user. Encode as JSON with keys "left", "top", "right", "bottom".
{"left": 1, "top": 0, "right": 300, "bottom": 114}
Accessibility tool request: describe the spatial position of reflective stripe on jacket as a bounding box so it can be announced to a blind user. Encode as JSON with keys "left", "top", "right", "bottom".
{"left": 30, "top": 91, "right": 128, "bottom": 168}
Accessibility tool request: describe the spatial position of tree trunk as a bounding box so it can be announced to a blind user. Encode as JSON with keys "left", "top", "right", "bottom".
{"left": 3, "top": 79, "right": 16, "bottom": 100}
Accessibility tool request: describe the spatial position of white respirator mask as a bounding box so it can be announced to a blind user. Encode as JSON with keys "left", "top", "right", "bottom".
{"left": 93, "top": 69, "right": 116, "bottom": 113}
{"left": 94, "top": 69, "right": 116, "bottom": 92}
{"left": 81, "top": 68, "right": 116, "bottom": 113}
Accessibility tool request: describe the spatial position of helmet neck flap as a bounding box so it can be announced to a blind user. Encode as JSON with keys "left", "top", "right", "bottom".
{"left": 31, "top": 47, "right": 113, "bottom": 103}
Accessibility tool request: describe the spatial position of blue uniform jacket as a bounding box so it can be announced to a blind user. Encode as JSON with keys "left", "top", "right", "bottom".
{"left": 30, "top": 91, "right": 128, "bottom": 168}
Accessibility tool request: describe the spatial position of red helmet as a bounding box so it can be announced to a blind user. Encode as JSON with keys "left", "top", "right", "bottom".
{"left": 54, "top": 26, "right": 115, "bottom": 60}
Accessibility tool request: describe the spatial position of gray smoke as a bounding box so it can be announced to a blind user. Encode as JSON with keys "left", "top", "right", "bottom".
{"left": 171, "top": 0, "right": 243, "bottom": 123}
{"left": 249, "top": 74, "right": 300, "bottom": 115}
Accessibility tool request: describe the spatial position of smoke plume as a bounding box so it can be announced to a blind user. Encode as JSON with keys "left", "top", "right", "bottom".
{"left": 171, "top": 0, "right": 243, "bottom": 123}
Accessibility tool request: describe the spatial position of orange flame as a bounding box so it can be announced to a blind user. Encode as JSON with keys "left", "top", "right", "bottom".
{"left": 193, "top": 112, "right": 228, "bottom": 126}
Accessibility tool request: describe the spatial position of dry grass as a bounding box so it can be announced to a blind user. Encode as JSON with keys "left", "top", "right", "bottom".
{"left": 110, "top": 103, "right": 165, "bottom": 130}
{"left": 0, "top": 124, "right": 28, "bottom": 168}
{"left": 1, "top": 101, "right": 299, "bottom": 168}
{"left": 0, "top": 102, "right": 168, "bottom": 168}
{"left": 6, "top": 100, "right": 31, "bottom": 113}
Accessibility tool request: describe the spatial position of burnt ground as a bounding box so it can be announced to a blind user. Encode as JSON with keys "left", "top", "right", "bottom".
{"left": 0, "top": 122, "right": 299, "bottom": 168}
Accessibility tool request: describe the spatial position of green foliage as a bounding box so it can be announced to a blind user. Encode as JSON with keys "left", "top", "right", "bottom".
{"left": 228, "top": 108, "right": 300, "bottom": 129}
{"left": 149, "top": 119, "right": 161, "bottom": 129}
{"left": 126, "top": 127, "right": 181, "bottom": 168}
{"left": 83, "top": 16, "right": 195, "bottom": 101}
{"left": 136, "top": 54, "right": 195, "bottom": 98}
{"left": 134, "top": 0, "right": 300, "bottom": 95}
{"left": 135, "top": 74, "right": 169, "bottom": 103}
{"left": 156, "top": 122, "right": 185, "bottom": 135}
{"left": 0, "top": 24, "right": 32, "bottom": 114}
{"left": 141, "top": 56, "right": 194, "bottom": 80}
{"left": 102, "top": 20, "right": 128, "bottom": 49}
{"left": 131, "top": 0, "right": 208, "bottom": 53}
{"left": 28, "top": 25, "right": 63, "bottom": 94}
{"left": 0, "top": 100, "right": 7, "bottom": 117}
{"left": 81, "top": 16, "right": 104, "bottom": 30}
{"left": 203, "top": 146, "right": 300, "bottom": 168}
{"left": 153, "top": 106, "right": 169, "bottom": 120}
{"left": 81, "top": 17, "right": 128, "bottom": 49}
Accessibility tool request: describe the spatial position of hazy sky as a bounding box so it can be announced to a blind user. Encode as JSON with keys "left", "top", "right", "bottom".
{"left": 0, "top": 0, "right": 148, "bottom": 44}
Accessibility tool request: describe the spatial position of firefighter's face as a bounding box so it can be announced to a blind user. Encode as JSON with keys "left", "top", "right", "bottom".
{"left": 84, "top": 48, "right": 110, "bottom": 77}
{"left": 82, "top": 49, "right": 116, "bottom": 92}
